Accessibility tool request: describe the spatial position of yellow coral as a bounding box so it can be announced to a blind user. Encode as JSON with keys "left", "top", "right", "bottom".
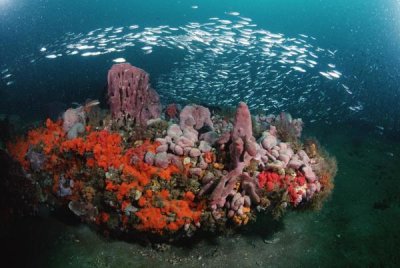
{"left": 213, "top": 163, "right": 224, "bottom": 170}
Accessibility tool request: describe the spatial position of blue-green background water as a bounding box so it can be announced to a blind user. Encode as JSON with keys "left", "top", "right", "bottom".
{"left": 1, "top": 1, "right": 400, "bottom": 267}
{"left": 1, "top": 0, "right": 400, "bottom": 130}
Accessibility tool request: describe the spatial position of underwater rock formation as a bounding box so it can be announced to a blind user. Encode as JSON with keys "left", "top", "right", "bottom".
{"left": 4, "top": 63, "right": 337, "bottom": 240}
{"left": 107, "top": 63, "right": 161, "bottom": 126}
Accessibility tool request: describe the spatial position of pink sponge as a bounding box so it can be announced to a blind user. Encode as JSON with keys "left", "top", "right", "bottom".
{"left": 107, "top": 63, "right": 161, "bottom": 125}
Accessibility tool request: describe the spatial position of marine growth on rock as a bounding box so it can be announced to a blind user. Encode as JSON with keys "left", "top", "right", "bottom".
{"left": 5, "top": 63, "right": 336, "bottom": 240}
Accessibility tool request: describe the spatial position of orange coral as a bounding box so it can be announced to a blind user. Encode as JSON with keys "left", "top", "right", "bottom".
{"left": 138, "top": 196, "right": 148, "bottom": 207}
{"left": 7, "top": 118, "right": 204, "bottom": 235}
{"left": 134, "top": 190, "right": 202, "bottom": 233}
{"left": 116, "top": 182, "right": 137, "bottom": 201}
{"left": 159, "top": 189, "right": 170, "bottom": 199}
{"left": 84, "top": 130, "right": 123, "bottom": 170}
{"left": 144, "top": 190, "right": 153, "bottom": 198}
{"left": 135, "top": 207, "right": 167, "bottom": 232}
{"left": 7, "top": 119, "right": 65, "bottom": 169}
{"left": 105, "top": 181, "right": 118, "bottom": 191}
{"left": 157, "top": 165, "right": 180, "bottom": 180}
{"left": 184, "top": 191, "right": 195, "bottom": 202}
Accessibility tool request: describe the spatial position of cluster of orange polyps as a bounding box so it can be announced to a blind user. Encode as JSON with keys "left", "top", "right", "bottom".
{"left": 7, "top": 119, "right": 204, "bottom": 234}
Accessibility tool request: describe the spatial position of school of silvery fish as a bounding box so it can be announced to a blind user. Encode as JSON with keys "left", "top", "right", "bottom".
{"left": 1, "top": 11, "right": 361, "bottom": 123}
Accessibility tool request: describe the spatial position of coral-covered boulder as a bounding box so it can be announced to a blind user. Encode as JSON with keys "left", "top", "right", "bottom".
{"left": 107, "top": 63, "right": 161, "bottom": 125}
{"left": 4, "top": 63, "right": 338, "bottom": 239}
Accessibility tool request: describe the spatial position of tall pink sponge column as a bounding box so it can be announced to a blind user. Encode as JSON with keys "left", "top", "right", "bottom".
{"left": 232, "top": 102, "right": 253, "bottom": 141}
{"left": 107, "top": 63, "right": 161, "bottom": 125}
{"left": 228, "top": 102, "right": 257, "bottom": 168}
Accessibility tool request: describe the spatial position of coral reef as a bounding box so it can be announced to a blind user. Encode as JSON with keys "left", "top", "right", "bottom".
{"left": 4, "top": 63, "right": 336, "bottom": 240}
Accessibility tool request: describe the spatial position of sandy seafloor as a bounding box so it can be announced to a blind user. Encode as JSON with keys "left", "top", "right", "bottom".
{"left": 1, "top": 120, "right": 399, "bottom": 268}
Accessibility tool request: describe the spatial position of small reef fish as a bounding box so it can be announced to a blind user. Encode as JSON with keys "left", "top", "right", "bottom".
{"left": 81, "top": 51, "right": 101, "bottom": 56}
{"left": 227, "top": 12, "right": 240, "bottom": 16}
{"left": 292, "top": 66, "right": 306, "bottom": 73}
{"left": 342, "top": 84, "right": 352, "bottom": 94}
{"left": 328, "top": 71, "right": 340, "bottom": 79}
{"left": 113, "top": 57, "right": 126, "bottom": 63}
{"left": 319, "top": 71, "right": 333, "bottom": 80}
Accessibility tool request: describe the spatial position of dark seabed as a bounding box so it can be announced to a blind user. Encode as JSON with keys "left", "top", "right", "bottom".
{"left": 1, "top": 0, "right": 400, "bottom": 267}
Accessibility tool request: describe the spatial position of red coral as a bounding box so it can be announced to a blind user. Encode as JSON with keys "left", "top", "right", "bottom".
{"left": 296, "top": 175, "right": 306, "bottom": 186}
{"left": 258, "top": 171, "right": 282, "bottom": 191}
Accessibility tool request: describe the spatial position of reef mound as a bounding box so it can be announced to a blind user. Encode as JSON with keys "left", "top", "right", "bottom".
{"left": 5, "top": 63, "right": 336, "bottom": 241}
